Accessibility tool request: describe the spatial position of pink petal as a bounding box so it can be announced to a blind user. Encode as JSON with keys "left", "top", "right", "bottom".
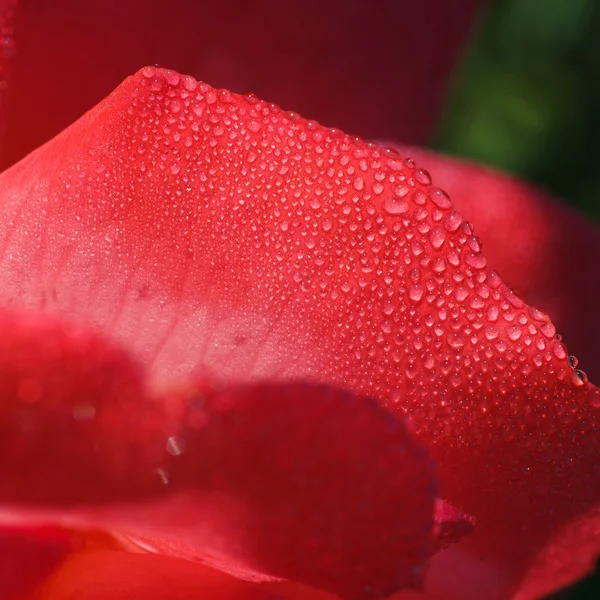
{"left": 0, "top": 68, "right": 598, "bottom": 597}
{"left": 0, "top": 309, "right": 438, "bottom": 599}
{"left": 1, "top": 0, "right": 482, "bottom": 168}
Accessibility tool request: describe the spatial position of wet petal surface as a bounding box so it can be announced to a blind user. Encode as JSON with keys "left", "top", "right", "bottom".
{"left": 0, "top": 68, "right": 598, "bottom": 597}
{"left": 391, "top": 145, "right": 600, "bottom": 381}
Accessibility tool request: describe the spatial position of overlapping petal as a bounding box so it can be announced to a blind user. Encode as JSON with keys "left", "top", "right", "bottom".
{"left": 0, "top": 309, "right": 440, "bottom": 598}
{"left": 0, "top": 526, "right": 72, "bottom": 600}
{"left": 0, "top": 67, "right": 598, "bottom": 598}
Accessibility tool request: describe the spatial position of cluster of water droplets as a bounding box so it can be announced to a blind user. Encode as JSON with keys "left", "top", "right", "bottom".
{"left": 83, "top": 66, "right": 599, "bottom": 447}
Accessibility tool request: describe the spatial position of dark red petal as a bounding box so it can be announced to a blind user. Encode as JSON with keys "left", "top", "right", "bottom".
{"left": 0, "top": 526, "right": 72, "bottom": 600}
{"left": 0, "top": 0, "right": 17, "bottom": 143}
{"left": 514, "top": 505, "right": 600, "bottom": 600}
{"left": 0, "top": 0, "right": 17, "bottom": 83}
{"left": 0, "top": 68, "right": 598, "bottom": 597}
{"left": 2, "top": 0, "right": 482, "bottom": 168}
{"left": 389, "top": 144, "right": 600, "bottom": 381}
{"left": 0, "top": 309, "right": 437, "bottom": 599}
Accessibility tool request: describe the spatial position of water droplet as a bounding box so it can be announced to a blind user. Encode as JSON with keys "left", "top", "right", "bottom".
{"left": 506, "top": 325, "right": 522, "bottom": 341}
{"left": 466, "top": 236, "right": 482, "bottom": 253}
{"left": 429, "top": 187, "right": 452, "bottom": 209}
{"left": 443, "top": 210, "right": 462, "bottom": 232}
{"left": 429, "top": 227, "right": 446, "bottom": 249}
{"left": 353, "top": 177, "right": 365, "bottom": 191}
{"left": 568, "top": 355, "right": 579, "bottom": 368}
{"left": 372, "top": 182, "right": 384, "bottom": 195}
{"left": 448, "top": 333, "right": 466, "bottom": 348}
{"left": 465, "top": 253, "right": 487, "bottom": 269}
{"left": 486, "top": 305, "right": 499, "bottom": 323}
{"left": 529, "top": 307, "right": 549, "bottom": 322}
{"left": 384, "top": 197, "right": 409, "bottom": 215}
{"left": 484, "top": 326, "right": 499, "bottom": 340}
{"left": 247, "top": 120, "right": 261, "bottom": 132}
{"left": 414, "top": 169, "right": 432, "bottom": 185}
{"left": 540, "top": 322, "right": 556, "bottom": 339}
{"left": 408, "top": 284, "right": 424, "bottom": 303}
{"left": 383, "top": 300, "right": 395, "bottom": 315}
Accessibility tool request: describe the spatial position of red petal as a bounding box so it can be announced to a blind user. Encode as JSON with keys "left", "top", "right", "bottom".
{"left": 0, "top": 309, "right": 437, "bottom": 599}
{"left": 389, "top": 145, "right": 600, "bottom": 381}
{"left": 2, "top": 0, "right": 482, "bottom": 168}
{"left": 35, "top": 551, "right": 282, "bottom": 600}
{"left": 0, "top": 526, "right": 72, "bottom": 600}
{"left": 0, "top": 0, "right": 17, "bottom": 141}
{"left": 0, "top": 0, "right": 17, "bottom": 82}
{"left": 514, "top": 505, "right": 600, "bottom": 599}
{"left": 0, "top": 68, "right": 598, "bottom": 597}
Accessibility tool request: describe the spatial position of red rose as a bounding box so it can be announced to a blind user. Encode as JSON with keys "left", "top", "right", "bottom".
{"left": 0, "top": 2, "right": 598, "bottom": 600}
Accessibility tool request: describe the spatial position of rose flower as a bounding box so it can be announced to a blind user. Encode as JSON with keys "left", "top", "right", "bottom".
{"left": 0, "top": 2, "right": 599, "bottom": 600}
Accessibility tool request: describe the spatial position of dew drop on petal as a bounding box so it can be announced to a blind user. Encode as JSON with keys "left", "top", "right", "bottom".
{"left": 384, "top": 197, "right": 409, "bottom": 215}
{"left": 443, "top": 210, "right": 462, "bottom": 232}
{"left": 408, "top": 284, "right": 424, "bottom": 303}
{"left": 429, "top": 187, "right": 452, "bottom": 209}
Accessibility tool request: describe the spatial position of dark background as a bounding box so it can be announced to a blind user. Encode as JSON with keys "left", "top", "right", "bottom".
{"left": 435, "top": 0, "right": 600, "bottom": 224}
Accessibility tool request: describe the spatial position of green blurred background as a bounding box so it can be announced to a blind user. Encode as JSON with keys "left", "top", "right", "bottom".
{"left": 434, "top": 0, "right": 600, "bottom": 222}
{"left": 435, "top": 1, "right": 600, "bottom": 598}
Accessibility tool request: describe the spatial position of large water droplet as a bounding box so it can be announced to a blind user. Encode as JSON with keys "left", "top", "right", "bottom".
{"left": 408, "top": 284, "right": 424, "bottom": 303}
{"left": 429, "top": 227, "right": 446, "bottom": 249}
{"left": 429, "top": 187, "right": 452, "bottom": 209}
{"left": 443, "top": 211, "right": 462, "bottom": 232}
{"left": 384, "top": 196, "right": 409, "bottom": 215}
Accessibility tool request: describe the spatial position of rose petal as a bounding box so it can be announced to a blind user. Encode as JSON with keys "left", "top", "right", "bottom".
{"left": 0, "top": 0, "right": 17, "bottom": 147}
{"left": 1, "top": 0, "right": 482, "bottom": 168}
{"left": 388, "top": 145, "right": 600, "bottom": 381}
{"left": 0, "top": 68, "right": 598, "bottom": 597}
{"left": 514, "top": 505, "right": 600, "bottom": 600}
{"left": 0, "top": 0, "right": 17, "bottom": 83}
{"left": 0, "top": 309, "right": 438, "bottom": 599}
{"left": 0, "top": 525, "right": 72, "bottom": 600}
{"left": 35, "top": 550, "right": 282, "bottom": 600}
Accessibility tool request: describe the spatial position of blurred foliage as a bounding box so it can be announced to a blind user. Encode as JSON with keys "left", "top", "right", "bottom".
{"left": 433, "top": 0, "right": 600, "bottom": 221}
{"left": 435, "top": 1, "right": 600, "bottom": 597}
